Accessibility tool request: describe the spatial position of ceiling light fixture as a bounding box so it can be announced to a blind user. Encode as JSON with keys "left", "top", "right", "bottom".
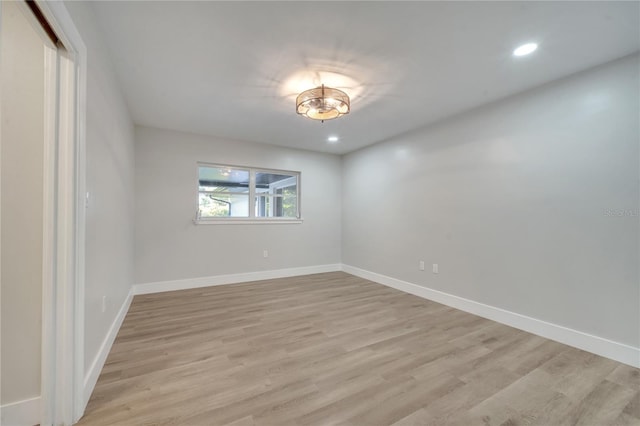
{"left": 513, "top": 42, "right": 538, "bottom": 57}
{"left": 327, "top": 136, "right": 339, "bottom": 143}
{"left": 296, "top": 84, "right": 350, "bottom": 122}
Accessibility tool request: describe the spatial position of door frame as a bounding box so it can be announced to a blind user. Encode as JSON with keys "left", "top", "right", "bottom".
{"left": 33, "top": 1, "right": 87, "bottom": 424}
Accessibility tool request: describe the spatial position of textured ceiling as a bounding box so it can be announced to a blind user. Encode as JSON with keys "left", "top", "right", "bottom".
{"left": 91, "top": 1, "right": 639, "bottom": 154}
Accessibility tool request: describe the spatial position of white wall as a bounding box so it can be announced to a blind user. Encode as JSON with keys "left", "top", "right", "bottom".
{"left": 343, "top": 54, "right": 639, "bottom": 348}
{"left": 0, "top": 1, "right": 45, "bottom": 405}
{"left": 62, "top": 1, "right": 136, "bottom": 377}
{"left": 135, "top": 126, "right": 341, "bottom": 284}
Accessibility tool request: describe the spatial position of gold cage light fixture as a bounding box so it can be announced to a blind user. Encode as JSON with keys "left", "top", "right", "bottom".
{"left": 296, "top": 84, "right": 350, "bottom": 122}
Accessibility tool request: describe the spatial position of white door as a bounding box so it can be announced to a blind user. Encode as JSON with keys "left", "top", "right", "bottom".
{"left": 1, "top": 1, "right": 85, "bottom": 425}
{"left": 1, "top": 2, "right": 53, "bottom": 424}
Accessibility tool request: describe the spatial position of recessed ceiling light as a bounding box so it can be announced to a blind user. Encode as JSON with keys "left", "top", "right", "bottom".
{"left": 513, "top": 43, "right": 538, "bottom": 57}
{"left": 327, "top": 135, "right": 339, "bottom": 143}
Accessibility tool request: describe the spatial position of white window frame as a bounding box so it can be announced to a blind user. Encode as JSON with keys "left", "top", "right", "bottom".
{"left": 195, "top": 162, "right": 302, "bottom": 225}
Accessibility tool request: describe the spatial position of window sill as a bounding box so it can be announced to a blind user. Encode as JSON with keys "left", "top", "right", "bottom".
{"left": 193, "top": 218, "right": 304, "bottom": 225}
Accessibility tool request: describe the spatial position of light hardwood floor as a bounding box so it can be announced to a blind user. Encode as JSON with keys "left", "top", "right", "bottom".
{"left": 78, "top": 272, "right": 639, "bottom": 426}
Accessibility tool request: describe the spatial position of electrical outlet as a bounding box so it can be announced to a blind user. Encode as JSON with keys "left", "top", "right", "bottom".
{"left": 432, "top": 263, "right": 439, "bottom": 274}
{"left": 419, "top": 261, "right": 425, "bottom": 271}
{"left": 263, "top": 250, "right": 268, "bottom": 258}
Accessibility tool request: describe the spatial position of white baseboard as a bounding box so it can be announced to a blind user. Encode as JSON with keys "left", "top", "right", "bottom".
{"left": 133, "top": 264, "right": 343, "bottom": 295}
{"left": 341, "top": 264, "right": 640, "bottom": 368}
{"left": 0, "top": 396, "right": 40, "bottom": 426}
{"left": 83, "top": 289, "right": 134, "bottom": 410}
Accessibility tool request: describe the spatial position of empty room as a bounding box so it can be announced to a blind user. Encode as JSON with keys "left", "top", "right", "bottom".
{"left": 0, "top": 1, "right": 638, "bottom": 425}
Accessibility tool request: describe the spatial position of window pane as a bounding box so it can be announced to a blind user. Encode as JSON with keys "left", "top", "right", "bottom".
{"left": 255, "top": 172, "right": 296, "bottom": 195}
{"left": 200, "top": 192, "right": 249, "bottom": 217}
{"left": 281, "top": 192, "right": 298, "bottom": 217}
{"left": 197, "top": 165, "right": 299, "bottom": 221}
{"left": 255, "top": 195, "right": 298, "bottom": 218}
{"left": 255, "top": 195, "right": 271, "bottom": 217}
{"left": 199, "top": 166, "right": 249, "bottom": 191}
{"left": 199, "top": 166, "right": 250, "bottom": 217}
{"left": 255, "top": 171, "right": 298, "bottom": 217}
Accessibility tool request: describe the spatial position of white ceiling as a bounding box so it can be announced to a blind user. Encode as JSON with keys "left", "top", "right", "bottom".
{"left": 91, "top": 1, "right": 639, "bottom": 154}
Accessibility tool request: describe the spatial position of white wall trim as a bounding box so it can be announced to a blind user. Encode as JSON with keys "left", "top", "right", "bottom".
{"left": 35, "top": 0, "right": 88, "bottom": 423}
{"left": 0, "top": 397, "right": 41, "bottom": 426}
{"left": 133, "top": 264, "right": 342, "bottom": 295}
{"left": 341, "top": 264, "right": 640, "bottom": 368}
{"left": 193, "top": 218, "right": 304, "bottom": 225}
{"left": 40, "top": 33, "right": 59, "bottom": 426}
{"left": 83, "top": 289, "right": 133, "bottom": 409}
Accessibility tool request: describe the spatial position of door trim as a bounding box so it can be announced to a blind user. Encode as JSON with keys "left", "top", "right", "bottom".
{"left": 34, "top": 1, "right": 87, "bottom": 424}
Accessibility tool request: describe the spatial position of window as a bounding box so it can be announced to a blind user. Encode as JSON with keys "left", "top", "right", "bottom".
{"left": 197, "top": 163, "right": 300, "bottom": 223}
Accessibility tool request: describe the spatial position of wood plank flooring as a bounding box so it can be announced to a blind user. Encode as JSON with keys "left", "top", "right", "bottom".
{"left": 77, "top": 272, "right": 640, "bottom": 426}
